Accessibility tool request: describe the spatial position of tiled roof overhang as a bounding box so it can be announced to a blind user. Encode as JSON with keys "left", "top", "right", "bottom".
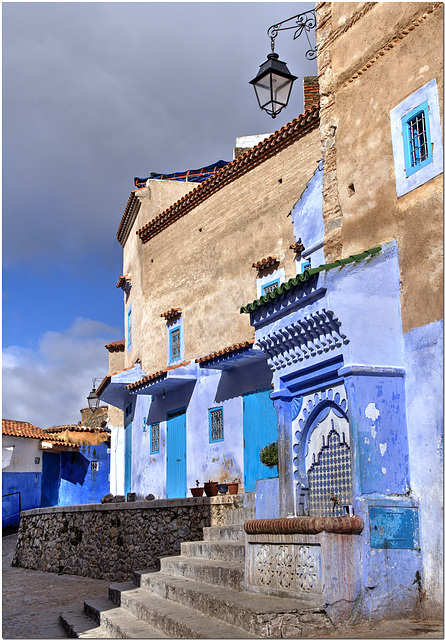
{"left": 105, "top": 339, "right": 125, "bottom": 352}
{"left": 196, "top": 340, "right": 266, "bottom": 371}
{"left": 161, "top": 308, "right": 182, "bottom": 322}
{"left": 240, "top": 247, "right": 382, "bottom": 314}
{"left": 117, "top": 189, "right": 143, "bottom": 246}
{"left": 2, "top": 419, "right": 44, "bottom": 439}
{"left": 252, "top": 256, "right": 280, "bottom": 271}
{"left": 126, "top": 361, "right": 196, "bottom": 396}
{"left": 135, "top": 104, "right": 320, "bottom": 244}
{"left": 96, "top": 365, "right": 145, "bottom": 410}
{"left": 45, "top": 425, "right": 109, "bottom": 434}
{"left": 2, "top": 419, "right": 79, "bottom": 449}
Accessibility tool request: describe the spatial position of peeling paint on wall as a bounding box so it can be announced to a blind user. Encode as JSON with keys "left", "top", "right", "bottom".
{"left": 365, "top": 403, "right": 380, "bottom": 422}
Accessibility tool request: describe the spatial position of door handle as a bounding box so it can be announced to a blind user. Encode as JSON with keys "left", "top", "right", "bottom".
{"left": 176, "top": 459, "right": 181, "bottom": 462}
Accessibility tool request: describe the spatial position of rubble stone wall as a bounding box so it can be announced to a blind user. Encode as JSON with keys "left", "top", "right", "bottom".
{"left": 12, "top": 496, "right": 241, "bottom": 581}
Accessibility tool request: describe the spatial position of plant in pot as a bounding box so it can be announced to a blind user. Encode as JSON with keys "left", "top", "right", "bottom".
{"left": 227, "top": 478, "right": 240, "bottom": 494}
{"left": 203, "top": 479, "right": 219, "bottom": 496}
{"left": 260, "top": 441, "right": 279, "bottom": 470}
{"left": 216, "top": 482, "right": 228, "bottom": 494}
{"left": 190, "top": 480, "right": 204, "bottom": 498}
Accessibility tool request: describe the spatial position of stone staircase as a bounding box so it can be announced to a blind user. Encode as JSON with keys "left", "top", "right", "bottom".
{"left": 60, "top": 504, "right": 333, "bottom": 638}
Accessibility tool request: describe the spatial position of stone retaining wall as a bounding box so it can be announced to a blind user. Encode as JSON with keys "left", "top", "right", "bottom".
{"left": 12, "top": 495, "right": 243, "bottom": 581}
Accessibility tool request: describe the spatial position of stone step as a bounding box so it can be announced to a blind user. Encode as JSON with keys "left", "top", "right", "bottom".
{"left": 111, "top": 585, "right": 258, "bottom": 638}
{"left": 180, "top": 539, "right": 245, "bottom": 562}
{"left": 159, "top": 555, "right": 244, "bottom": 591}
{"left": 203, "top": 524, "right": 245, "bottom": 542}
{"left": 132, "top": 570, "right": 329, "bottom": 637}
{"left": 60, "top": 608, "right": 110, "bottom": 638}
{"left": 84, "top": 595, "right": 169, "bottom": 638}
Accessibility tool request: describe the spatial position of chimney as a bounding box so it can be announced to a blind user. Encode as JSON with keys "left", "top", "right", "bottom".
{"left": 303, "top": 76, "right": 319, "bottom": 111}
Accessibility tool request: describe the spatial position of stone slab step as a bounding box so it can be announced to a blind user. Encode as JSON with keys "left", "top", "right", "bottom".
{"left": 159, "top": 555, "right": 244, "bottom": 591}
{"left": 131, "top": 571, "right": 327, "bottom": 636}
{"left": 116, "top": 585, "right": 258, "bottom": 638}
{"left": 84, "top": 595, "right": 168, "bottom": 638}
{"left": 203, "top": 524, "right": 245, "bottom": 542}
{"left": 180, "top": 539, "right": 245, "bottom": 562}
{"left": 60, "top": 608, "right": 110, "bottom": 638}
{"left": 108, "top": 581, "right": 136, "bottom": 605}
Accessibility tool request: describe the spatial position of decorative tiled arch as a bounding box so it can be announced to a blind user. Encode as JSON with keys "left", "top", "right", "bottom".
{"left": 293, "top": 386, "right": 349, "bottom": 515}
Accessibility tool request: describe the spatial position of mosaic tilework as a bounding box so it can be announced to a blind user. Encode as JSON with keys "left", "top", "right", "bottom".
{"left": 307, "top": 422, "right": 352, "bottom": 517}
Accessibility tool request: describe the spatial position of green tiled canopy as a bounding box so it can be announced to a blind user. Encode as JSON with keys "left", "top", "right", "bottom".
{"left": 240, "top": 247, "right": 382, "bottom": 314}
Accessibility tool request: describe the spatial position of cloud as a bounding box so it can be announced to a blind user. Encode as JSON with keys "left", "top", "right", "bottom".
{"left": 2, "top": 318, "right": 120, "bottom": 429}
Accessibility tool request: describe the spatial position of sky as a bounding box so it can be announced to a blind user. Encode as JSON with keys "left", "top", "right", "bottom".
{"left": 2, "top": 1, "right": 317, "bottom": 429}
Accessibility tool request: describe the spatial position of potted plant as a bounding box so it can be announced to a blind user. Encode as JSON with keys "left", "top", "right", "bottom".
{"left": 227, "top": 478, "right": 239, "bottom": 494}
{"left": 260, "top": 441, "right": 278, "bottom": 470}
{"left": 203, "top": 480, "right": 219, "bottom": 496}
{"left": 217, "top": 483, "right": 228, "bottom": 494}
{"left": 190, "top": 480, "right": 204, "bottom": 497}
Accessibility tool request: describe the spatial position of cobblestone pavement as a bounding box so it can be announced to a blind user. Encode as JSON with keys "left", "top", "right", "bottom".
{"left": 3, "top": 533, "right": 443, "bottom": 639}
{"left": 2, "top": 534, "right": 108, "bottom": 639}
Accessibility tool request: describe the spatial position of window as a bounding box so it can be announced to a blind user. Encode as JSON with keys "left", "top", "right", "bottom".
{"left": 168, "top": 318, "right": 183, "bottom": 364}
{"left": 150, "top": 423, "right": 160, "bottom": 454}
{"left": 209, "top": 407, "right": 224, "bottom": 442}
{"left": 127, "top": 304, "right": 133, "bottom": 351}
{"left": 390, "top": 79, "right": 443, "bottom": 198}
{"left": 402, "top": 101, "right": 432, "bottom": 177}
{"left": 261, "top": 279, "right": 280, "bottom": 296}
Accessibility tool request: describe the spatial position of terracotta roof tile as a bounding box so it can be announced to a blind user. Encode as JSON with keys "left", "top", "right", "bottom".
{"left": 126, "top": 361, "right": 191, "bottom": 391}
{"left": 96, "top": 365, "right": 137, "bottom": 396}
{"left": 252, "top": 256, "right": 280, "bottom": 271}
{"left": 2, "top": 419, "right": 44, "bottom": 439}
{"left": 195, "top": 340, "right": 255, "bottom": 364}
{"left": 105, "top": 339, "right": 125, "bottom": 352}
{"left": 45, "top": 425, "right": 109, "bottom": 434}
{"left": 2, "top": 419, "right": 80, "bottom": 448}
{"left": 133, "top": 104, "right": 320, "bottom": 245}
{"left": 160, "top": 308, "right": 182, "bottom": 321}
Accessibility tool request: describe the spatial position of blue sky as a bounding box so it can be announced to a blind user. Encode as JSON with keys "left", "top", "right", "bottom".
{"left": 3, "top": 2, "right": 317, "bottom": 428}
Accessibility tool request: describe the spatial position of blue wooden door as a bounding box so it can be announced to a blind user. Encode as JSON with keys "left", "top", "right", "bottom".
{"left": 167, "top": 409, "right": 186, "bottom": 498}
{"left": 124, "top": 423, "right": 132, "bottom": 495}
{"left": 41, "top": 452, "right": 60, "bottom": 507}
{"left": 243, "top": 389, "right": 278, "bottom": 492}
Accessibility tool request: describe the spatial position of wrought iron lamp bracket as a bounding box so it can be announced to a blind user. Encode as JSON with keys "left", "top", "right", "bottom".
{"left": 267, "top": 9, "right": 317, "bottom": 60}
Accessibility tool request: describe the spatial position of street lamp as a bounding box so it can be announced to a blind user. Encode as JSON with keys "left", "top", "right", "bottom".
{"left": 250, "top": 9, "right": 317, "bottom": 118}
{"left": 87, "top": 379, "right": 101, "bottom": 412}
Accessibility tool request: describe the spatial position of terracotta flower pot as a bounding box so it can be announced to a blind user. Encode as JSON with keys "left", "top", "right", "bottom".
{"left": 203, "top": 481, "right": 218, "bottom": 497}
{"left": 227, "top": 482, "right": 239, "bottom": 494}
{"left": 191, "top": 487, "right": 204, "bottom": 497}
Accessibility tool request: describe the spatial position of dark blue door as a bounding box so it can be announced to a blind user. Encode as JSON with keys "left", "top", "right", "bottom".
{"left": 41, "top": 452, "right": 60, "bottom": 507}
{"left": 124, "top": 423, "right": 132, "bottom": 495}
{"left": 243, "top": 389, "right": 278, "bottom": 492}
{"left": 167, "top": 409, "right": 186, "bottom": 498}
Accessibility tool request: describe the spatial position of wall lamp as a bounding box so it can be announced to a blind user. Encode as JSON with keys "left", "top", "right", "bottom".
{"left": 250, "top": 9, "right": 317, "bottom": 118}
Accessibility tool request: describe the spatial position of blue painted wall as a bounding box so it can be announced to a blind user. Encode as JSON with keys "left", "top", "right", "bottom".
{"left": 129, "top": 359, "right": 274, "bottom": 499}
{"left": 2, "top": 472, "right": 41, "bottom": 529}
{"left": 58, "top": 443, "right": 110, "bottom": 506}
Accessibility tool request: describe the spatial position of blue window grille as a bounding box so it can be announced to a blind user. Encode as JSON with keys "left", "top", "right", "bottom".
{"left": 150, "top": 423, "right": 160, "bottom": 454}
{"left": 402, "top": 101, "right": 432, "bottom": 177}
{"left": 209, "top": 408, "right": 224, "bottom": 443}
{"left": 169, "top": 327, "right": 181, "bottom": 362}
{"left": 127, "top": 305, "right": 133, "bottom": 351}
{"left": 261, "top": 279, "right": 280, "bottom": 296}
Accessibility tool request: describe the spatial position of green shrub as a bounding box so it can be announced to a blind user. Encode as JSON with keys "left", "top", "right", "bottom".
{"left": 260, "top": 441, "right": 278, "bottom": 468}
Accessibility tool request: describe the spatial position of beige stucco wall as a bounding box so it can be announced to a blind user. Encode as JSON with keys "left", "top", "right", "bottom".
{"left": 122, "top": 129, "right": 321, "bottom": 374}
{"left": 318, "top": 2, "right": 443, "bottom": 333}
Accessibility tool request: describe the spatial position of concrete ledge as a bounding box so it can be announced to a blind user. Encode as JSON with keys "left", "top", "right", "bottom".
{"left": 21, "top": 494, "right": 244, "bottom": 517}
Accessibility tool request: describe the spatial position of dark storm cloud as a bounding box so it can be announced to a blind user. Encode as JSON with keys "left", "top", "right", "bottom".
{"left": 3, "top": 2, "right": 317, "bottom": 273}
